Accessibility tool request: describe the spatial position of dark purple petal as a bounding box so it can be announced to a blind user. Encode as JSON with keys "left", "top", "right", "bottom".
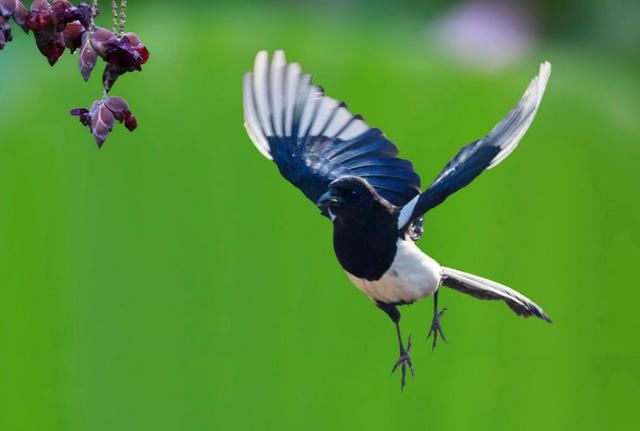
{"left": 105, "top": 95, "right": 137, "bottom": 131}
{"left": 49, "top": 0, "right": 71, "bottom": 32}
{"left": 91, "top": 104, "right": 115, "bottom": 147}
{"left": 0, "top": 0, "right": 18, "bottom": 17}
{"left": 50, "top": 0, "right": 71, "bottom": 15}
{"left": 12, "top": 1, "right": 28, "bottom": 33}
{"left": 25, "top": 11, "right": 49, "bottom": 30}
{"left": 90, "top": 27, "right": 116, "bottom": 57}
{"left": 0, "top": 16, "right": 11, "bottom": 49}
{"left": 63, "top": 19, "right": 82, "bottom": 52}
{"left": 70, "top": 107, "right": 91, "bottom": 126}
{"left": 30, "top": 0, "right": 48, "bottom": 12}
{"left": 25, "top": 0, "right": 53, "bottom": 31}
{"left": 25, "top": 1, "right": 61, "bottom": 62}
{"left": 70, "top": 107, "right": 88, "bottom": 116}
{"left": 0, "top": 23, "right": 6, "bottom": 49}
{"left": 34, "top": 28, "right": 64, "bottom": 65}
{"left": 64, "top": 2, "right": 91, "bottom": 29}
{"left": 96, "top": 33, "right": 146, "bottom": 91}
{"left": 78, "top": 32, "right": 96, "bottom": 80}
{"left": 123, "top": 32, "right": 149, "bottom": 65}
{"left": 123, "top": 112, "right": 137, "bottom": 131}
{"left": 108, "top": 35, "right": 143, "bottom": 71}
{"left": 104, "top": 96, "right": 129, "bottom": 115}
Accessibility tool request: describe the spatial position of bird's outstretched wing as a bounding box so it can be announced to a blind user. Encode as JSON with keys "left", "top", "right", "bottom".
{"left": 243, "top": 50, "right": 421, "bottom": 216}
{"left": 398, "top": 62, "right": 551, "bottom": 231}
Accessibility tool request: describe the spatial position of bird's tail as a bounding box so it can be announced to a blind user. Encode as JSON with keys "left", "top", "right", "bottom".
{"left": 441, "top": 266, "right": 551, "bottom": 323}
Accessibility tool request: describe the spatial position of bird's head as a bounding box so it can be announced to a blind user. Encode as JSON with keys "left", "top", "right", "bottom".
{"left": 317, "top": 176, "right": 389, "bottom": 219}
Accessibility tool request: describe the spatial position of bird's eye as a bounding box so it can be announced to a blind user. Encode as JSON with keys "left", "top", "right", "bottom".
{"left": 350, "top": 190, "right": 358, "bottom": 198}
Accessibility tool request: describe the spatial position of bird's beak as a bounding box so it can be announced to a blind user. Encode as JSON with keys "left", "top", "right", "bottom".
{"left": 317, "top": 189, "right": 344, "bottom": 209}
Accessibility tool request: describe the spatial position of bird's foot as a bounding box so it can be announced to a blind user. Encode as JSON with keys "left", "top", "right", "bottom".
{"left": 391, "top": 335, "right": 415, "bottom": 391}
{"left": 427, "top": 308, "right": 447, "bottom": 351}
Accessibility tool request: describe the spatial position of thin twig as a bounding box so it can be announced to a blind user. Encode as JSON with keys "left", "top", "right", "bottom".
{"left": 112, "top": 0, "right": 118, "bottom": 34}
{"left": 119, "top": 0, "right": 127, "bottom": 35}
{"left": 90, "top": 0, "right": 99, "bottom": 31}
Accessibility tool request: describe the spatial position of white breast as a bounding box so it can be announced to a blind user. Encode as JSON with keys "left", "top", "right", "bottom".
{"left": 346, "top": 239, "right": 443, "bottom": 304}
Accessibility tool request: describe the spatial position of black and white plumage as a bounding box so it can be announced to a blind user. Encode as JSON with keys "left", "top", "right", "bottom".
{"left": 243, "top": 50, "right": 552, "bottom": 390}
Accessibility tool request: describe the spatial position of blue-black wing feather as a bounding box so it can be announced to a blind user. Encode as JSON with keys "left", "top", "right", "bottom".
{"left": 244, "top": 51, "right": 421, "bottom": 215}
{"left": 397, "top": 62, "right": 551, "bottom": 232}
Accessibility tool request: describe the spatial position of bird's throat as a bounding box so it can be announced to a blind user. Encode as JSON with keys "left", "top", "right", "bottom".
{"left": 332, "top": 215, "right": 398, "bottom": 281}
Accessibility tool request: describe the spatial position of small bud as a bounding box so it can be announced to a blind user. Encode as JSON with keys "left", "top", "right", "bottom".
{"left": 91, "top": 103, "right": 115, "bottom": 147}
{"left": 63, "top": 19, "right": 82, "bottom": 52}
{"left": 34, "top": 27, "right": 64, "bottom": 65}
{"left": 12, "top": 1, "right": 28, "bottom": 33}
{"left": 78, "top": 31, "right": 96, "bottom": 80}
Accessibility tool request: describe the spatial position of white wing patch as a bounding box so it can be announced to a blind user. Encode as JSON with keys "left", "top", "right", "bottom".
{"left": 283, "top": 63, "right": 301, "bottom": 137}
{"left": 324, "top": 106, "right": 353, "bottom": 137}
{"left": 309, "top": 97, "right": 340, "bottom": 137}
{"left": 269, "top": 50, "right": 286, "bottom": 136}
{"left": 337, "top": 118, "right": 369, "bottom": 140}
{"left": 242, "top": 73, "right": 271, "bottom": 160}
{"left": 486, "top": 61, "right": 551, "bottom": 169}
{"left": 243, "top": 50, "right": 373, "bottom": 160}
{"left": 253, "top": 51, "right": 273, "bottom": 137}
{"left": 397, "top": 194, "right": 419, "bottom": 231}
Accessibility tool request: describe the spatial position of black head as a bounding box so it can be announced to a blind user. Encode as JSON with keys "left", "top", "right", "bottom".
{"left": 317, "top": 176, "right": 393, "bottom": 219}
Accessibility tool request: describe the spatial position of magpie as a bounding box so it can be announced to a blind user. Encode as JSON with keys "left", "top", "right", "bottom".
{"left": 243, "top": 50, "right": 552, "bottom": 390}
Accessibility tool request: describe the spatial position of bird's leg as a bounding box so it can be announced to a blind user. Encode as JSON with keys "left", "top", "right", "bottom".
{"left": 427, "top": 290, "right": 447, "bottom": 351}
{"left": 392, "top": 322, "right": 414, "bottom": 390}
{"left": 376, "top": 302, "right": 414, "bottom": 391}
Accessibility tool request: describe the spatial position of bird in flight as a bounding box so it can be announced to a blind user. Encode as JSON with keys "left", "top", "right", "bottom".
{"left": 243, "top": 50, "right": 552, "bottom": 390}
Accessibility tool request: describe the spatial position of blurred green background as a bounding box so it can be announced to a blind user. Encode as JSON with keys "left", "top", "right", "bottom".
{"left": 1, "top": 0, "right": 639, "bottom": 430}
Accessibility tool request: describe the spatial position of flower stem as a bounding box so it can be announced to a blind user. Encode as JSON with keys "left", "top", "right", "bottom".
{"left": 119, "top": 0, "right": 127, "bottom": 35}
{"left": 112, "top": 0, "right": 118, "bottom": 34}
{"left": 91, "top": 0, "right": 99, "bottom": 31}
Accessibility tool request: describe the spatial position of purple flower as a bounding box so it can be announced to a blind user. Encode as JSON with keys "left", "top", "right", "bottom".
{"left": 25, "top": 0, "right": 50, "bottom": 30}
{"left": 25, "top": 0, "right": 94, "bottom": 65}
{"left": 50, "top": 0, "right": 91, "bottom": 31}
{"left": 11, "top": 1, "right": 28, "bottom": 33}
{"left": 78, "top": 31, "right": 96, "bottom": 80}
{"left": 62, "top": 19, "right": 83, "bottom": 52}
{"left": 71, "top": 96, "right": 138, "bottom": 147}
{"left": 90, "top": 28, "right": 149, "bottom": 91}
{"left": 104, "top": 95, "right": 137, "bottom": 131}
{"left": 122, "top": 32, "right": 149, "bottom": 65}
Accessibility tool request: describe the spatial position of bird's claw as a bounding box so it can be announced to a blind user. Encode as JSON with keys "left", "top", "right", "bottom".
{"left": 391, "top": 335, "right": 415, "bottom": 391}
{"left": 427, "top": 307, "right": 447, "bottom": 351}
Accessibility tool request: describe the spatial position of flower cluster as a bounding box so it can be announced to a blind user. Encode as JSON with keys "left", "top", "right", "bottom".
{"left": 1, "top": 0, "right": 149, "bottom": 148}
{"left": 1, "top": 0, "right": 91, "bottom": 64}
{"left": 71, "top": 96, "right": 136, "bottom": 147}
{"left": 81, "top": 26, "right": 148, "bottom": 89}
